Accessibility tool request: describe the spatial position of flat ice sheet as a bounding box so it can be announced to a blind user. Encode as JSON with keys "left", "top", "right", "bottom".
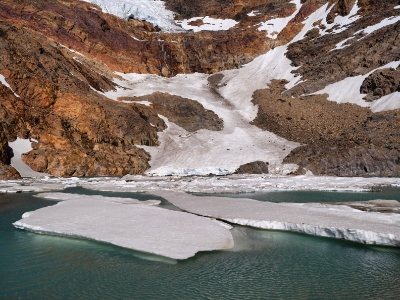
{"left": 36, "top": 192, "right": 161, "bottom": 206}
{"left": 153, "top": 191, "right": 400, "bottom": 247}
{"left": 14, "top": 197, "right": 234, "bottom": 260}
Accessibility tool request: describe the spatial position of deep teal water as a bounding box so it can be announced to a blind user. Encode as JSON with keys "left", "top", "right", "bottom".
{"left": 1, "top": 189, "right": 400, "bottom": 299}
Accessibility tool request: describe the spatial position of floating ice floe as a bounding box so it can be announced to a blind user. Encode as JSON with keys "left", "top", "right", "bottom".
{"left": 153, "top": 191, "right": 400, "bottom": 247}
{"left": 176, "top": 16, "right": 238, "bottom": 32}
{"left": 36, "top": 192, "right": 161, "bottom": 205}
{"left": 13, "top": 196, "right": 234, "bottom": 260}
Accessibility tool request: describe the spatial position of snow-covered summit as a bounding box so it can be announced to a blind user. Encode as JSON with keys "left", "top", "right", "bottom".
{"left": 81, "top": 0, "right": 183, "bottom": 32}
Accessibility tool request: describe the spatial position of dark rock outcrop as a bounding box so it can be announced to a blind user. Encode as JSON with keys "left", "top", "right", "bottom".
{"left": 120, "top": 92, "right": 223, "bottom": 132}
{"left": 235, "top": 161, "right": 269, "bottom": 174}
{"left": 0, "top": 123, "right": 20, "bottom": 180}
{"left": 361, "top": 68, "right": 400, "bottom": 101}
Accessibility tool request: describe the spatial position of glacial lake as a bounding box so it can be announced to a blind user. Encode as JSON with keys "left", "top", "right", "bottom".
{"left": 1, "top": 188, "right": 400, "bottom": 299}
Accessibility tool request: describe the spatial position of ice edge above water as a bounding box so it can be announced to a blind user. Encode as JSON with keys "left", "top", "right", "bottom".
{"left": 223, "top": 218, "right": 400, "bottom": 247}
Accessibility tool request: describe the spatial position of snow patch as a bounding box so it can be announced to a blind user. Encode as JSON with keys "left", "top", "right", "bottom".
{"left": 124, "top": 100, "right": 152, "bottom": 106}
{"left": 176, "top": 16, "right": 238, "bottom": 32}
{"left": 357, "top": 15, "right": 400, "bottom": 36}
{"left": 320, "top": 1, "right": 361, "bottom": 36}
{"left": 81, "top": 0, "right": 183, "bottom": 32}
{"left": 311, "top": 61, "right": 400, "bottom": 111}
{"left": 219, "top": 45, "right": 298, "bottom": 121}
{"left": 8, "top": 138, "right": 50, "bottom": 178}
{"left": 0, "top": 74, "right": 20, "bottom": 98}
{"left": 257, "top": 0, "right": 302, "bottom": 39}
{"left": 247, "top": 11, "right": 260, "bottom": 17}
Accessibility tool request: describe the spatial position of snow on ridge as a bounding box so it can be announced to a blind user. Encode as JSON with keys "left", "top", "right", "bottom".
{"left": 80, "top": 0, "right": 183, "bottom": 32}
{"left": 257, "top": 0, "right": 302, "bottom": 39}
{"left": 357, "top": 15, "right": 400, "bottom": 36}
{"left": 176, "top": 16, "right": 238, "bottom": 32}
{"left": 320, "top": 1, "right": 361, "bottom": 36}
{"left": 311, "top": 61, "right": 400, "bottom": 112}
{"left": 0, "top": 74, "right": 20, "bottom": 98}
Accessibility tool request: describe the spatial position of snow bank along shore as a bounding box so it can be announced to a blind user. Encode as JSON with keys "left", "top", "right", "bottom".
{"left": 2, "top": 175, "right": 400, "bottom": 194}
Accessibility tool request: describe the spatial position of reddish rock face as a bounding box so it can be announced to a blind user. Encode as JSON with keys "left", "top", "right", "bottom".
{"left": 0, "top": 0, "right": 399, "bottom": 177}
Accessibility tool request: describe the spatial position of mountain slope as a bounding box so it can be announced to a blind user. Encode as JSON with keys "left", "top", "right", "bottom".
{"left": 0, "top": 0, "right": 399, "bottom": 178}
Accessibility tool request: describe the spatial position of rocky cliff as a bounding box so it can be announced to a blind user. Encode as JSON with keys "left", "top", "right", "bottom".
{"left": 0, "top": 0, "right": 399, "bottom": 177}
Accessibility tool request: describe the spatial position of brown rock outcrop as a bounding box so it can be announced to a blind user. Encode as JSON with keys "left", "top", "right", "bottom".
{"left": 235, "top": 161, "right": 269, "bottom": 174}
{"left": 326, "top": 0, "right": 357, "bottom": 24}
{"left": 361, "top": 68, "right": 400, "bottom": 101}
{"left": 252, "top": 80, "right": 400, "bottom": 176}
{"left": 285, "top": 0, "right": 400, "bottom": 96}
{"left": 0, "top": 123, "right": 20, "bottom": 180}
{"left": 252, "top": 80, "right": 371, "bottom": 143}
{"left": 120, "top": 92, "right": 223, "bottom": 132}
{"left": 0, "top": 21, "right": 163, "bottom": 177}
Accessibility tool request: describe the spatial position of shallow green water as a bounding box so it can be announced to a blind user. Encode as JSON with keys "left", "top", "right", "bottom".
{"left": 1, "top": 190, "right": 400, "bottom": 299}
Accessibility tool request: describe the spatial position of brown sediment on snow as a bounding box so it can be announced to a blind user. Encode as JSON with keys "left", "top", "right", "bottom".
{"left": 251, "top": 80, "right": 400, "bottom": 176}
{"left": 119, "top": 92, "right": 224, "bottom": 132}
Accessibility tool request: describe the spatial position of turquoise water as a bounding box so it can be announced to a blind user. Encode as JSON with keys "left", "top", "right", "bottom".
{"left": 1, "top": 189, "right": 400, "bottom": 299}
{"left": 195, "top": 186, "right": 400, "bottom": 203}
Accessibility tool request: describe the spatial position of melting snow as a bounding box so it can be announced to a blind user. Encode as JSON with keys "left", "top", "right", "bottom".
{"left": 176, "top": 17, "right": 238, "bottom": 32}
